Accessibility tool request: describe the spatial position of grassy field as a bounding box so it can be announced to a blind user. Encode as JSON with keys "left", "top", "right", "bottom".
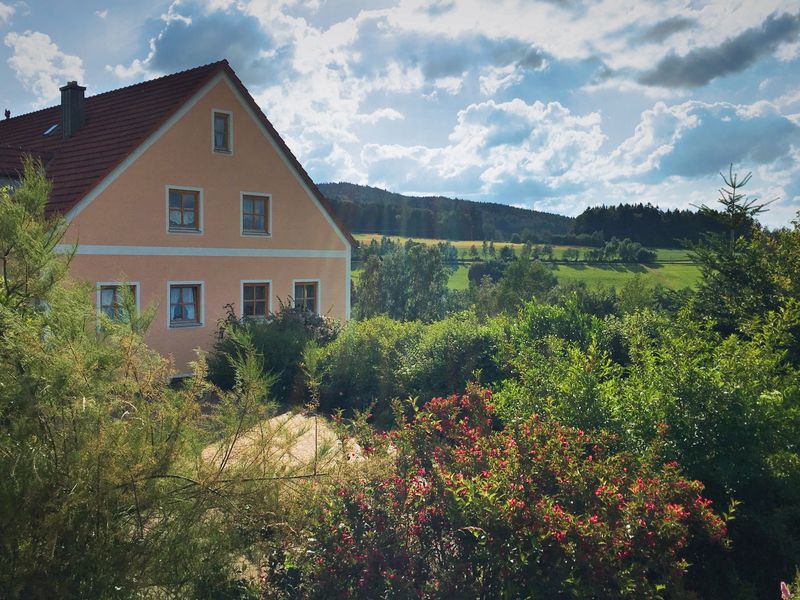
{"left": 353, "top": 233, "right": 700, "bottom": 290}
{"left": 553, "top": 263, "right": 700, "bottom": 289}
{"left": 354, "top": 259, "right": 699, "bottom": 292}
{"left": 353, "top": 233, "right": 694, "bottom": 263}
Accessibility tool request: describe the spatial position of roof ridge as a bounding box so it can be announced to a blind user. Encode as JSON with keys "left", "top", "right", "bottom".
{"left": 86, "top": 59, "right": 228, "bottom": 100}
{"left": 1, "top": 60, "right": 228, "bottom": 122}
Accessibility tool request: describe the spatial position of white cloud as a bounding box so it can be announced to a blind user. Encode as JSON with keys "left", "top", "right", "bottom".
{"left": 478, "top": 64, "right": 523, "bottom": 96}
{"left": 433, "top": 75, "right": 464, "bottom": 95}
{"left": 4, "top": 30, "right": 84, "bottom": 106}
{"left": 95, "top": 9, "right": 108, "bottom": 19}
{"left": 775, "top": 88, "right": 800, "bottom": 109}
{"left": 776, "top": 40, "right": 800, "bottom": 61}
{"left": 0, "top": 2, "right": 14, "bottom": 24}
{"left": 353, "top": 107, "right": 405, "bottom": 124}
{"left": 361, "top": 98, "right": 605, "bottom": 199}
{"left": 603, "top": 100, "right": 800, "bottom": 183}
{"left": 106, "top": 57, "right": 147, "bottom": 79}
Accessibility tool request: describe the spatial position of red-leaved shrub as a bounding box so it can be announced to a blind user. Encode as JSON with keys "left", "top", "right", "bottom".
{"left": 297, "top": 386, "right": 728, "bottom": 598}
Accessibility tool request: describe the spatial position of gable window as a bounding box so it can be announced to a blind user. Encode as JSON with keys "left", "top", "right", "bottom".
{"left": 97, "top": 283, "right": 138, "bottom": 320}
{"left": 241, "top": 193, "right": 270, "bottom": 235}
{"left": 213, "top": 110, "right": 232, "bottom": 153}
{"left": 294, "top": 281, "right": 319, "bottom": 314}
{"left": 167, "top": 187, "right": 202, "bottom": 233}
{"left": 242, "top": 281, "right": 271, "bottom": 318}
{"left": 169, "top": 283, "right": 202, "bottom": 327}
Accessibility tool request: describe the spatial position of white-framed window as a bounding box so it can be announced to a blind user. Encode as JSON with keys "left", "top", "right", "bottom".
{"left": 167, "top": 281, "right": 204, "bottom": 328}
{"left": 166, "top": 186, "right": 203, "bottom": 234}
{"left": 293, "top": 279, "right": 320, "bottom": 314}
{"left": 212, "top": 109, "right": 233, "bottom": 154}
{"left": 240, "top": 192, "right": 271, "bottom": 236}
{"left": 241, "top": 280, "right": 272, "bottom": 319}
{"left": 96, "top": 282, "right": 140, "bottom": 320}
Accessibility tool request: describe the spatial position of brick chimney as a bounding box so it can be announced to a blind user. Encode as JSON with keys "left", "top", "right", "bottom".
{"left": 60, "top": 81, "right": 86, "bottom": 138}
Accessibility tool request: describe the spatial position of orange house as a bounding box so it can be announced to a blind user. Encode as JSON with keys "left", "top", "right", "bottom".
{"left": 0, "top": 60, "right": 354, "bottom": 374}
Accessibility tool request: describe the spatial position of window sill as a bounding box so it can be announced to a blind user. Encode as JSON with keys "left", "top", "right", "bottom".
{"left": 213, "top": 149, "right": 233, "bottom": 155}
{"left": 168, "top": 228, "right": 203, "bottom": 235}
{"left": 169, "top": 321, "right": 204, "bottom": 329}
{"left": 241, "top": 231, "right": 272, "bottom": 238}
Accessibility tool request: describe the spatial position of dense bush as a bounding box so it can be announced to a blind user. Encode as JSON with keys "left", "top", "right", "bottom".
{"left": 402, "top": 312, "right": 507, "bottom": 400}
{"left": 467, "top": 259, "right": 506, "bottom": 284}
{"left": 207, "top": 302, "right": 338, "bottom": 402}
{"left": 314, "top": 313, "right": 508, "bottom": 425}
{"left": 294, "top": 387, "right": 728, "bottom": 598}
{"left": 315, "top": 316, "right": 423, "bottom": 420}
{"left": 496, "top": 301, "right": 800, "bottom": 597}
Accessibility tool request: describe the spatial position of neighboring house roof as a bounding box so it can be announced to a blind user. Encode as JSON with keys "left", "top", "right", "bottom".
{"left": 0, "top": 60, "right": 355, "bottom": 246}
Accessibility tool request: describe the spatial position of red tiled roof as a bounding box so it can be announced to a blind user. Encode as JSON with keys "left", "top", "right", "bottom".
{"left": 0, "top": 60, "right": 354, "bottom": 246}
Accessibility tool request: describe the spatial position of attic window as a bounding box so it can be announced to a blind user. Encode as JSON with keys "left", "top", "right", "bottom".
{"left": 44, "top": 124, "right": 59, "bottom": 136}
{"left": 212, "top": 110, "right": 232, "bottom": 153}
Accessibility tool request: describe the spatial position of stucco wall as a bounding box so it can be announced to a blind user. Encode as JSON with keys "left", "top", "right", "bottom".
{"left": 62, "top": 75, "right": 350, "bottom": 373}
{"left": 69, "top": 254, "right": 347, "bottom": 372}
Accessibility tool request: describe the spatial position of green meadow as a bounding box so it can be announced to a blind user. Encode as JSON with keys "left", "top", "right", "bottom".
{"left": 353, "top": 234, "right": 700, "bottom": 290}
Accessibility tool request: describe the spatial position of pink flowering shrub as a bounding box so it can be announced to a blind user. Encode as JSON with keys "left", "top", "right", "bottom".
{"left": 297, "top": 386, "right": 728, "bottom": 598}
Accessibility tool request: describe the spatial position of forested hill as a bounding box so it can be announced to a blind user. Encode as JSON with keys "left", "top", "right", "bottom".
{"left": 319, "top": 182, "right": 573, "bottom": 241}
{"left": 321, "top": 182, "right": 729, "bottom": 247}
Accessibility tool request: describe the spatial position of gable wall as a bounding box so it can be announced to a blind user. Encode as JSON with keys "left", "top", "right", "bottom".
{"left": 61, "top": 75, "right": 350, "bottom": 373}
{"left": 65, "top": 75, "right": 347, "bottom": 251}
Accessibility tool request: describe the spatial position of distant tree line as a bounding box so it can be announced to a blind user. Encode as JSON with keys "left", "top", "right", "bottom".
{"left": 323, "top": 183, "right": 733, "bottom": 247}
{"left": 573, "top": 203, "right": 730, "bottom": 247}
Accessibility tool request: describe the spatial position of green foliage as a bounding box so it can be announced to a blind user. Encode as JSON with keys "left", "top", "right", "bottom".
{"left": 313, "top": 313, "right": 508, "bottom": 425}
{"left": 315, "top": 316, "right": 423, "bottom": 421}
{"left": 616, "top": 274, "right": 656, "bottom": 314}
{"left": 354, "top": 241, "right": 450, "bottom": 322}
{"left": 321, "top": 181, "right": 573, "bottom": 242}
{"left": 546, "top": 280, "right": 618, "bottom": 317}
{"left": 495, "top": 300, "right": 800, "bottom": 597}
{"left": 0, "top": 166, "right": 327, "bottom": 598}
{"left": 402, "top": 312, "right": 507, "bottom": 401}
{"left": 0, "top": 157, "right": 70, "bottom": 311}
{"left": 466, "top": 259, "right": 505, "bottom": 285}
{"left": 690, "top": 167, "right": 786, "bottom": 337}
{"left": 207, "top": 302, "right": 338, "bottom": 402}
{"left": 293, "top": 388, "right": 727, "bottom": 598}
{"left": 494, "top": 257, "right": 557, "bottom": 307}
{"left": 573, "top": 202, "right": 727, "bottom": 247}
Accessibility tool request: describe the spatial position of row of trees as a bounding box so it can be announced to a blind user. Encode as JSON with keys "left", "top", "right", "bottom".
{"left": 571, "top": 202, "right": 730, "bottom": 247}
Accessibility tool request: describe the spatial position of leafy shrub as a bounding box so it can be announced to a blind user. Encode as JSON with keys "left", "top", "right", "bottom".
{"left": 498, "top": 302, "right": 800, "bottom": 597}
{"left": 402, "top": 312, "right": 507, "bottom": 401}
{"left": 314, "top": 313, "right": 509, "bottom": 424}
{"left": 467, "top": 259, "right": 506, "bottom": 284}
{"left": 546, "top": 280, "right": 618, "bottom": 317}
{"left": 207, "top": 302, "right": 338, "bottom": 403}
{"left": 511, "top": 298, "right": 597, "bottom": 352}
{"left": 294, "top": 387, "right": 728, "bottom": 598}
{"left": 315, "top": 316, "right": 423, "bottom": 421}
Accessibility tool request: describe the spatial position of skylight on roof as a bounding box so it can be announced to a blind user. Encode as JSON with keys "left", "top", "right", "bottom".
{"left": 43, "top": 124, "right": 59, "bottom": 136}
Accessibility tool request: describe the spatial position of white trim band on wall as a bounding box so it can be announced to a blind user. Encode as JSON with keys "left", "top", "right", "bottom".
{"left": 56, "top": 244, "right": 348, "bottom": 259}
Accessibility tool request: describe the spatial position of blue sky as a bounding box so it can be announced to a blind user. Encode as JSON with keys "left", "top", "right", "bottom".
{"left": 2, "top": 0, "right": 800, "bottom": 226}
